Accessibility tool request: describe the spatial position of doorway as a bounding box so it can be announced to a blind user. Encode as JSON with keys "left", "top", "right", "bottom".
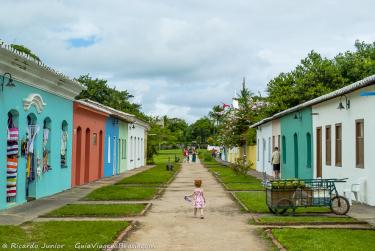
{"left": 84, "top": 128, "right": 90, "bottom": 184}
{"left": 316, "top": 127, "right": 322, "bottom": 177}
{"left": 76, "top": 127, "right": 82, "bottom": 185}
{"left": 98, "top": 131, "right": 103, "bottom": 179}
{"left": 293, "top": 133, "right": 299, "bottom": 178}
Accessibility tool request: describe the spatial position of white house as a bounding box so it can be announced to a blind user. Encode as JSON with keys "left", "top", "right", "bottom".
{"left": 312, "top": 75, "right": 375, "bottom": 205}
{"left": 127, "top": 118, "right": 149, "bottom": 170}
{"left": 255, "top": 121, "right": 273, "bottom": 176}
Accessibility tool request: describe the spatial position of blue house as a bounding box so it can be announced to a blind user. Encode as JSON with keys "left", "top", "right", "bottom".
{"left": 104, "top": 116, "right": 120, "bottom": 177}
{"left": 0, "top": 44, "right": 84, "bottom": 209}
{"left": 80, "top": 100, "right": 134, "bottom": 177}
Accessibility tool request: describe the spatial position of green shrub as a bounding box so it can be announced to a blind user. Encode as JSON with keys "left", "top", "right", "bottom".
{"left": 233, "top": 157, "right": 253, "bottom": 175}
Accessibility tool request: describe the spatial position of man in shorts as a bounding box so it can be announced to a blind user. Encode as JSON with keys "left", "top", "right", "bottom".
{"left": 271, "top": 147, "right": 280, "bottom": 179}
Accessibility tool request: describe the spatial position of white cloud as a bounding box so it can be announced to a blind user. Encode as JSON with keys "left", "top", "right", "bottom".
{"left": 1, "top": 0, "right": 375, "bottom": 123}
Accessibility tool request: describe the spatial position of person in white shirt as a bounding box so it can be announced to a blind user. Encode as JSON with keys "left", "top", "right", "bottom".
{"left": 271, "top": 147, "right": 280, "bottom": 179}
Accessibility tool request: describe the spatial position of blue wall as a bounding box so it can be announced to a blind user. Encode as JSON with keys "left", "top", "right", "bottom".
{"left": 104, "top": 117, "right": 119, "bottom": 177}
{"left": 0, "top": 79, "right": 73, "bottom": 209}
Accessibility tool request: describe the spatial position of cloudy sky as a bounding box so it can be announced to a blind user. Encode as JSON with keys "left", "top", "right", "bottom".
{"left": 1, "top": 0, "right": 375, "bottom": 123}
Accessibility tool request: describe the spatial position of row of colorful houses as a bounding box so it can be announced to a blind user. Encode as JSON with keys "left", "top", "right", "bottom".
{"left": 251, "top": 74, "right": 375, "bottom": 206}
{"left": 220, "top": 145, "right": 257, "bottom": 170}
{"left": 0, "top": 44, "right": 149, "bottom": 210}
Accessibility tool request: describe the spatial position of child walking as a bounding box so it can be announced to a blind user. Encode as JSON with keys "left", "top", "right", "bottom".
{"left": 185, "top": 180, "right": 206, "bottom": 219}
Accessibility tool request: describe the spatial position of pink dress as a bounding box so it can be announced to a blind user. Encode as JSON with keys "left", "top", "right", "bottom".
{"left": 193, "top": 188, "right": 205, "bottom": 208}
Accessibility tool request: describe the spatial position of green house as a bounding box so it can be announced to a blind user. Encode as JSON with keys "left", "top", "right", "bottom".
{"left": 280, "top": 107, "right": 313, "bottom": 179}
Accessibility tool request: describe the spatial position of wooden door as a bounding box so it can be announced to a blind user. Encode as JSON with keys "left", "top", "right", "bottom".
{"left": 316, "top": 127, "right": 322, "bottom": 177}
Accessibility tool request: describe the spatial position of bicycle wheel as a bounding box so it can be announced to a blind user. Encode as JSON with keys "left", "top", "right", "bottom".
{"left": 268, "top": 206, "right": 276, "bottom": 214}
{"left": 274, "top": 199, "right": 292, "bottom": 215}
{"left": 331, "top": 196, "right": 350, "bottom": 215}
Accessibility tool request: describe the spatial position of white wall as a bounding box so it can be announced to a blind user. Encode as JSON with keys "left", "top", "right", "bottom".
{"left": 127, "top": 123, "right": 146, "bottom": 170}
{"left": 256, "top": 121, "right": 273, "bottom": 176}
{"left": 228, "top": 147, "right": 240, "bottom": 163}
{"left": 312, "top": 85, "right": 375, "bottom": 205}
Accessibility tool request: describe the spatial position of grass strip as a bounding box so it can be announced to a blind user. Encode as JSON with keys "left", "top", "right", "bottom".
{"left": 0, "top": 221, "right": 129, "bottom": 251}
{"left": 272, "top": 229, "right": 375, "bottom": 251}
{"left": 45, "top": 204, "right": 146, "bottom": 217}
{"left": 256, "top": 216, "right": 357, "bottom": 224}
{"left": 84, "top": 185, "right": 157, "bottom": 201}
{"left": 117, "top": 164, "right": 180, "bottom": 185}
{"left": 225, "top": 182, "right": 264, "bottom": 191}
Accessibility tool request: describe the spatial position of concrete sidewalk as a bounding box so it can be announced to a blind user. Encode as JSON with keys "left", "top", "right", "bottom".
{"left": 349, "top": 203, "right": 375, "bottom": 227}
{"left": 0, "top": 165, "right": 153, "bottom": 225}
{"left": 121, "top": 161, "right": 266, "bottom": 251}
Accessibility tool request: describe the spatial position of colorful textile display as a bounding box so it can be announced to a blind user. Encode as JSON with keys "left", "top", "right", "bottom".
{"left": 42, "top": 128, "right": 51, "bottom": 172}
{"left": 6, "top": 157, "right": 18, "bottom": 198}
{"left": 7, "top": 128, "right": 19, "bottom": 141}
{"left": 7, "top": 117, "right": 19, "bottom": 200}
{"left": 7, "top": 141, "right": 18, "bottom": 156}
{"left": 26, "top": 125, "right": 39, "bottom": 182}
{"left": 60, "top": 131, "right": 68, "bottom": 167}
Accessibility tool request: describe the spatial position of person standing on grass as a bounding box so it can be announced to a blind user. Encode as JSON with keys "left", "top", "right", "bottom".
{"left": 185, "top": 180, "right": 206, "bottom": 219}
{"left": 271, "top": 147, "right": 280, "bottom": 179}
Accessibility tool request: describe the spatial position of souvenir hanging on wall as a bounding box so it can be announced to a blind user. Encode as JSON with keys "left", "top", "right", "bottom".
{"left": 6, "top": 113, "right": 19, "bottom": 201}
{"left": 60, "top": 130, "right": 68, "bottom": 167}
{"left": 42, "top": 127, "right": 51, "bottom": 173}
{"left": 26, "top": 125, "right": 39, "bottom": 182}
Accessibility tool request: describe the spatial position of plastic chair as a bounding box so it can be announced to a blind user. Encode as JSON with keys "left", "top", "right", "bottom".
{"left": 344, "top": 178, "right": 366, "bottom": 205}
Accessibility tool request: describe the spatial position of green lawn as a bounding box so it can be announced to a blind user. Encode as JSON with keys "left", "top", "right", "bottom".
{"left": 153, "top": 149, "right": 183, "bottom": 165}
{"left": 235, "top": 191, "right": 331, "bottom": 213}
{"left": 225, "top": 182, "right": 264, "bottom": 191}
{"left": 45, "top": 204, "right": 146, "bottom": 217}
{"left": 117, "top": 164, "right": 180, "bottom": 185}
{"left": 84, "top": 186, "right": 157, "bottom": 201}
{"left": 210, "top": 166, "right": 259, "bottom": 183}
{"left": 0, "top": 221, "right": 129, "bottom": 250}
{"left": 235, "top": 191, "right": 267, "bottom": 213}
{"left": 272, "top": 229, "right": 375, "bottom": 251}
{"left": 256, "top": 216, "right": 357, "bottom": 224}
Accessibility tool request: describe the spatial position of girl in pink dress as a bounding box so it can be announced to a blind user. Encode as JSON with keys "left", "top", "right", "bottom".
{"left": 186, "top": 180, "right": 206, "bottom": 219}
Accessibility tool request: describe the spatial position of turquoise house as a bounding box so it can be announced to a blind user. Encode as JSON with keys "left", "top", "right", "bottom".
{"left": 0, "top": 45, "right": 83, "bottom": 209}
{"left": 280, "top": 107, "right": 313, "bottom": 179}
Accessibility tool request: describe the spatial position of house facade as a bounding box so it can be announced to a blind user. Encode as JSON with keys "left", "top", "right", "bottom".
{"left": 0, "top": 45, "right": 83, "bottom": 209}
{"left": 104, "top": 116, "right": 120, "bottom": 177}
{"left": 127, "top": 119, "right": 149, "bottom": 170}
{"left": 280, "top": 107, "right": 313, "bottom": 179}
{"left": 72, "top": 100, "right": 107, "bottom": 186}
{"left": 118, "top": 120, "right": 128, "bottom": 173}
{"left": 255, "top": 121, "right": 273, "bottom": 176}
{"left": 312, "top": 78, "right": 375, "bottom": 205}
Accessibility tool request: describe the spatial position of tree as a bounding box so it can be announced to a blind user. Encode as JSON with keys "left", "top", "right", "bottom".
{"left": 216, "top": 79, "right": 267, "bottom": 147}
{"left": 266, "top": 41, "right": 375, "bottom": 115}
{"left": 76, "top": 75, "right": 146, "bottom": 120}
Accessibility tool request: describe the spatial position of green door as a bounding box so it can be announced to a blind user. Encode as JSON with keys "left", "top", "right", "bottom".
{"left": 294, "top": 133, "right": 298, "bottom": 178}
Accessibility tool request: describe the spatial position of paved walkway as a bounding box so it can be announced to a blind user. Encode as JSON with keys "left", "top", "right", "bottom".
{"left": 121, "top": 161, "right": 266, "bottom": 251}
{"left": 349, "top": 203, "right": 375, "bottom": 226}
{"left": 0, "top": 165, "right": 153, "bottom": 225}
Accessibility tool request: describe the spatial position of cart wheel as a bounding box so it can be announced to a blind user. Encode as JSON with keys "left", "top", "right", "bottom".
{"left": 274, "top": 199, "right": 292, "bottom": 215}
{"left": 331, "top": 196, "right": 350, "bottom": 215}
{"left": 268, "top": 207, "right": 276, "bottom": 214}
